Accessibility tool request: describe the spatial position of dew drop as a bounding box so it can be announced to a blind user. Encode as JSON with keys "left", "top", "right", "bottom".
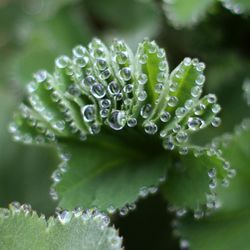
{"left": 176, "top": 131, "right": 188, "bottom": 143}
{"left": 211, "top": 117, "right": 221, "bottom": 127}
{"left": 180, "top": 239, "right": 190, "bottom": 250}
{"left": 138, "top": 73, "right": 148, "bottom": 85}
{"left": 195, "top": 74, "right": 205, "bottom": 86}
{"left": 144, "top": 122, "right": 158, "bottom": 135}
{"left": 191, "top": 86, "right": 202, "bottom": 98}
{"left": 183, "top": 57, "right": 191, "bottom": 66}
{"left": 109, "top": 110, "right": 126, "bottom": 130}
{"left": 160, "top": 111, "right": 171, "bottom": 122}
{"left": 140, "top": 104, "right": 152, "bottom": 118}
{"left": 208, "top": 168, "right": 217, "bottom": 178}
{"left": 91, "top": 83, "right": 106, "bottom": 99}
{"left": 120, "top": 67, "right": 132, "bottom": 81}
{"left": 55, "top": 55, "right": 69, "bottom": 69}
{"left": 127, "top": 117, "right": 137, "bottom": 127}
{"left": 108, "top": 81, "right": 120, "bottom": 95}
{"left": 212, "top": 104, "right": 221, "bottom": 114}
{"left": 58, "top": 210, "right": 72, "bottom": 224}
{"left": 168, "top": 96, "right": 178, "bottom": 107}
{"left": 137, "top": 90, "right": 147, "bottom": 101}
{"left": 187, "top": 117, "right": 204, "bottom": 130}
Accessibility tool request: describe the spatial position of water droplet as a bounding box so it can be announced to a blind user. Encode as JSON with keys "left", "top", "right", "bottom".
{"left": 208, "top": 168, "right": 217, "bottom": 178}
{"left": 96, "top": 58, "right": 107, "bottom": 71}
{"left": 90, "top": 123, "right": 101, "bottom": 134}
{"left": 50, "top": 187, "right": 59, "bottom": 200}
{"left": 187, "top": 117, "right": 204, "bottom": 130}
{"left": 184, "top": 99, "right": 194, "bottom": 110}
{"left": 123, "top": 84, "right": 133, "bottom": 94}
{"left": 209, "top": 179, "right": 217, "bottom": 189}
{"left": 73, "top": 56, "right": 89, "bottom": 68}
{"left": 119, "top": 207, "right": 129, "bottom": 216}
{"left": 195, "top": 74, "right": 205, "bottom": 85}
{"left": 155, "top": 83, "right": 164, "bottom": 93}
{"left": 58, "top": 210, "right": 72, "bottom": 224}
{"left": 100, "top": 109, "right": 109, "bottom": 118}
{"left": 168, "top": 96, "right": 178, "bottom": 107}
{"left": 179, "top": 147, "right": 188, "bottom": 155}
{"left": 137, "top": 90, "right": 147, "bottom": 101}
{"left": 53, "top": 120, "right": 65, "bottom": 131}
{"left": 157, "top": 72, "right": 166, "bottom": 82}
{"left": 211, "top": 117, "right": 221, "bottom": 127}
{"left": 160, "top": 111, "right": 171, "bottom": 122}
{"left": 115, "top": 51, "right": 128, "bottom": 64}
{"left": 176, "top": 208, "right": 187, "bottom": 217}
{"left": 194, "top": 103, "right": 206, "bottom": 115}
{"left": 138, "top": 74, "right": 148, "bottom": 85}
{"left": 175, "top": 107, "right": 186, "bottom": 118}
{"left": 100, "top": 69, "right": 111, "bottom": 80}
{"left": 180, "top": 239, "right": 190, "bottom": 250}
{"left": 109, "top": 110, "right": 126, "bottom": 130}
{"left": 140, "top": 104, "right": 152, "bottom": 118}
{"left": 100, "top": 99, "right": 111, "bottom": 109}
{"left": 55, "top": 55, "right": 70, "bottom": 69}
{"left": 34, "top": 70, "right": 47, "bottom": 83}
{"left": 163, "top": 136, "right": 175, "bottom": 150}
{"left": 183, "top": 57, "right": 191, "bottom": 66}
{"left": 223, "top": 161, "right": 230, "bottom": 170}
{"left": 212, "top": 104, "right": 221, "bottom": 114}
{"left": 227, "top": 168, "right": 236, "bottom": 179}
{"left": 108, "top": 81, "right": 120, "bottom": 95}
{"left": 138, "top": 53, "right": 147, "bottom": 64}
{"left": 144, "top": 122, "right": 158, "bottom": 135}
{"left": 84, "top": 75, "right": 96, "bottom": 86}
{"left": 191, "top": 86, "right": 202, "bottom": 98}
{"left": 127, "top": 118, "right": 137, "bottom": 127}
{"left": 139, "top": 186, "right": 149, "bottom": 198}
{"left": 91, "top": 83, "right": 106, "bottom": 99}
{"left": 196, "top": 62, "right": 206, "bottom": 72}
{"left": 120, "top": 67, "right": 132, "bottom": 81}
{"left": 73, "top": 45, "right": 87, "bottom": 57}
{"left": 207, "top": 94, "right": 217, "bottom": 104}
{"left": 159, "top": 60, "right": 168, "bottom": 71}
{"left": 222, "top": 178, "right": 230, "bottom": 188}
{"left": 176, "top": 131, "right": 188, "bottom": 143}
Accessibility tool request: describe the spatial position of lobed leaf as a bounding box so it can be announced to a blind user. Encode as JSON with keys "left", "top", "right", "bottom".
{"left": 10, "top": 38, "right": 228, "bottom": 214}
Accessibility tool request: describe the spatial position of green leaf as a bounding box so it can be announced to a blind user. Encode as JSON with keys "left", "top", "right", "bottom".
{"left": 0, "top": 204, "right": 123, "bottom": 250}
{"left": 53, "top": 134, "right": 168, "bottom": 212}
{"left": 162, "top": 0, "right": 215, "bottom": 28}
{"left": 10, "top": 39, "right": 227, "bottom": 214}
{"left": 162, "top": 146, "right": 228, "bottom": 213}
{"left": 177, "top": 119, "right": 250, "bottom": 249}
{"left": 214, "top": 119, "right": 250, "bottom": 211}
{"left": 177, "top": 209, "right": 250, "bottom": 250}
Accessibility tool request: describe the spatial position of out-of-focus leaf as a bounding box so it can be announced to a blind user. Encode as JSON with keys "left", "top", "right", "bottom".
{"left": 178, "top": 209, "right": 250, "bottom": 250}
{"left": 0, "top": 88, "right": 57, "bottom": 214}
{"left": 162, "top": 0, "right": 215, "bottom": 28}
{"left": 11, "top": 7, "right": 92, "bottom": 87}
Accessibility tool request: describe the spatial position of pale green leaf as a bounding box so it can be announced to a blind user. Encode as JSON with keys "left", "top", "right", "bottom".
{"left": 0, "top": 204, "right": 122, "bottom": 250}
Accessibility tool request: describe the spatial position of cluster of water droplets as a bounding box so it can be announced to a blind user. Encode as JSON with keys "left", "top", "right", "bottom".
{"left": 9, "top": 38, "right": 222, "bottom": 157}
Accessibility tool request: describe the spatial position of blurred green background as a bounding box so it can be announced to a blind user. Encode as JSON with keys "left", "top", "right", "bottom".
{"left": 0, "top": 0, "right": 250, "bottom": 249}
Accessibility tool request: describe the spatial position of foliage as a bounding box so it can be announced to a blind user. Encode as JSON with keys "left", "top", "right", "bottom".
{"left": 0, "top": 0, "right": 250, "bottom": 249}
